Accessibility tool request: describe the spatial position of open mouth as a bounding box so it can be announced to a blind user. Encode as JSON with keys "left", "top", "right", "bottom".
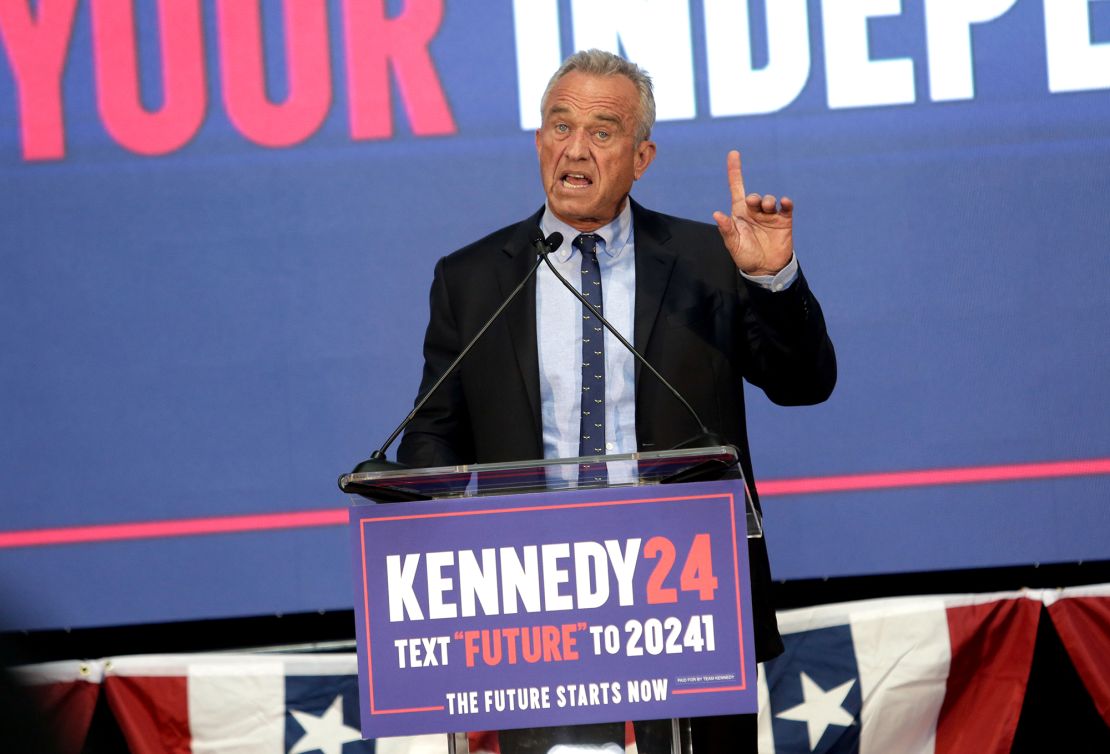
{"left": 561, "top": 172, "right": 593, "bottom": 189}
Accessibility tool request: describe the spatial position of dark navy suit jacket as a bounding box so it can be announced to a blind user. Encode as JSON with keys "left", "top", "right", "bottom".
{"left": 398, "top": 198, "right": 837, "bottom": 661}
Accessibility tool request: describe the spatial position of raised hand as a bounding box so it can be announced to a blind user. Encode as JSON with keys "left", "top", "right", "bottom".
{"left": 712, "top": 150, "right": 794, "bottom": 276}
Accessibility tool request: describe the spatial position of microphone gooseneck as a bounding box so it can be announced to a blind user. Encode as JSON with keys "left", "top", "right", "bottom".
{"left": 342, "top": 230, "right": 563, "bottom": 485}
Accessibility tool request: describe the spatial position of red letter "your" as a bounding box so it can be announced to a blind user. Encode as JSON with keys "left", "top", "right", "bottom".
{"left": 0, "top": 0, "right": 80, "bottom": 160}
{"left": 1, "top": 0, "right": 457, "bottom": 159}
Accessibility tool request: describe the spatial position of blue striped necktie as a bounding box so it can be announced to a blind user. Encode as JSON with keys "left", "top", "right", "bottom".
{"left": 574, "top": 233, "right": 607, "bottom": 484}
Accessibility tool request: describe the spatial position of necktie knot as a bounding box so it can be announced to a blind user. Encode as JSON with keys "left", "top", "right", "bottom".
{"left": 573, "top": 233, "right": 600, "bottom": 258}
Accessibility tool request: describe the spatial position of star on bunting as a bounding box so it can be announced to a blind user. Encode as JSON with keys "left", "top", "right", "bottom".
{"left": 775, "top": 672, "right": 856, "bottom": 751}
{"left": 288, "top": 694, "right": 363, "bottom": 754}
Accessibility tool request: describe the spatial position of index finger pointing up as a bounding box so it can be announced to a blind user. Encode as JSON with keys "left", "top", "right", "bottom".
{"left": 727, "top": 149, "right": 747, "bottom": 213}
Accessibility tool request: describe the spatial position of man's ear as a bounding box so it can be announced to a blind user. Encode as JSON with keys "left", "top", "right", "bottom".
{"left": 633, "top": 140, "right": 657, "bottom": 180}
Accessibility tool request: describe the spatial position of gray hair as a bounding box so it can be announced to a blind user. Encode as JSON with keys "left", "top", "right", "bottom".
{"left": 540, "top": 49, "right": 656, "bottom": 143}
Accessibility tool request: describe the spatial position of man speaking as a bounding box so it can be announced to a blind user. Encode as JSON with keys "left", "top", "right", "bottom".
{"left": 397, "top": 49, "right": 836, "bottom": 752}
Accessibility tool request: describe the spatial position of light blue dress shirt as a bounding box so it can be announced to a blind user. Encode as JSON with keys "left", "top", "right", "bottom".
{"left": 538, "top": 202, "right": 638, "bottom": 463}
{"left": 537, "top": 199, "right": 799, "bottom": 466}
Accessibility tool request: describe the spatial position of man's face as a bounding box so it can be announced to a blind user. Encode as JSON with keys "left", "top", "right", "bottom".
{"left": 536, "top": 71, "right": 656, "bottom": 232}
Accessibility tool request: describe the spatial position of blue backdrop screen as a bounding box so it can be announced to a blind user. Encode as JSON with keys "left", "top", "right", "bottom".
{"left": 2, "top": 0, "right": 1108, "bottom": 631}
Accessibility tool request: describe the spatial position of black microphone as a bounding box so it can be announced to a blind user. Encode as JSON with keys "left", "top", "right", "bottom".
{"left": 536, "top": 238, "right": 725, "bottom": 451}
{"left": 342, "top": 230, "right": 563, "bottom": 484}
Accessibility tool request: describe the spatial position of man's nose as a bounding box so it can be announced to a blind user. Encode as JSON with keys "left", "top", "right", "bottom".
{"left": 566, "top": 128, "right": 591, "bottom": 158}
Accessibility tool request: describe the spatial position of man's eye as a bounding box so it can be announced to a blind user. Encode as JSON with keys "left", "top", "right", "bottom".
{"left": 554, "top": 123, "right": 569, "bottom": 133}
{"left": 596, "top": 130, "right": 610, "bottom": 140}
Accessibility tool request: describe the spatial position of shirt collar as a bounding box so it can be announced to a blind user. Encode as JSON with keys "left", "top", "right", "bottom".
{"left": 540, "top": 199, "right": 634, "bottom": 263}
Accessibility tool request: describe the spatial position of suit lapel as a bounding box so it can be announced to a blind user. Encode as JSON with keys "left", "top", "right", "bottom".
{"left": 495, "top": 210, "right": 545, "bottom": 442}
{"left": 632, "top": 200, "right": 677, "bottom": 387}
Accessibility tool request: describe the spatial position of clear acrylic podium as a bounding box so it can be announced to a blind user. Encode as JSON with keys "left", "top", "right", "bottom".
{"left": 339, "top": 446, "right": 762, "bottom": 754}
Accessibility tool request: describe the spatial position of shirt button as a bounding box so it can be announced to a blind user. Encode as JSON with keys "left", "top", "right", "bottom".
{"left": 605, "top": 442, "right": 615, "bottom": 451}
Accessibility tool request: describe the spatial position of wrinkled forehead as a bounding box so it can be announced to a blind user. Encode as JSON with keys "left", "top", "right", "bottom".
{"left": 543, "top": 72, "right": 640, "bottom": 130}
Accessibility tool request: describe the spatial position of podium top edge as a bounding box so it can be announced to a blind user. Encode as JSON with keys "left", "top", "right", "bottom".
{"left": 338, "top": 446, "right": 738, "bottom": 488}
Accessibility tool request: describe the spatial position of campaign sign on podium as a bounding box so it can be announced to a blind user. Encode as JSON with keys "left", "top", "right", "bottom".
{"left": 348, "top": 479, "right": 757, "bottom": 738}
